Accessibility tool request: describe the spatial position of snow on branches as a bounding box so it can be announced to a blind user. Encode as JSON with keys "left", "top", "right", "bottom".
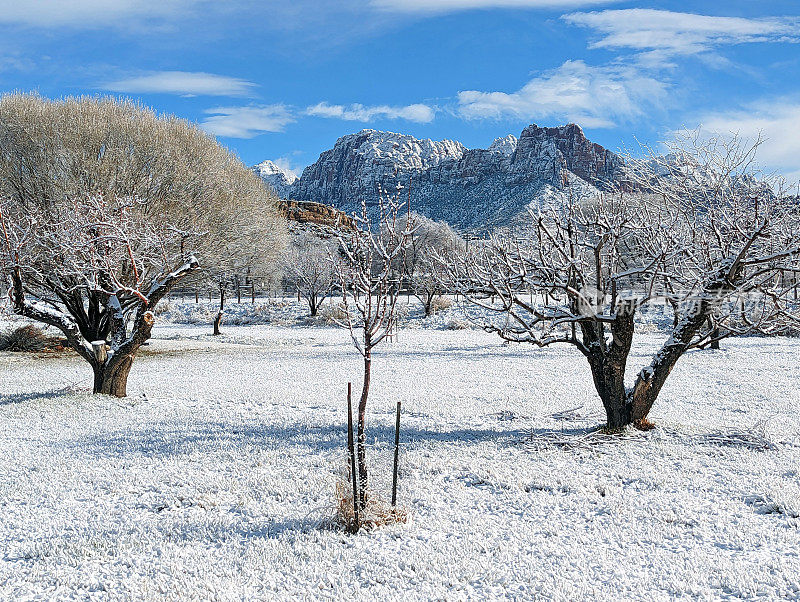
{"left": 446, "top": 132, "right": 800, "bottom": 428}
{"left": 0, "top": 94, "right": 285, "bottom": 396}
{"left": 335, "top": 186, "right": 414, "bottom": 357}
{"left": 334, "top": 184, "right": 414, "bottom": 516}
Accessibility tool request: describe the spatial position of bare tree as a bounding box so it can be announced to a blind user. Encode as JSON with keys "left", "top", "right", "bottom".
{"left": 397, "top": 212, "right": 464, "bottom": 316}
{"left": 336, "top": 188, "right": 411, "bottom": 514}
{"left": 283, "top": 232, "right": 338, "bottom": 316}
{"left": 200, "top": 241, "right": 281, "bottom": 336}
{"left": 449, "top": 133, "right": 800, "bottom": 429}
{"left": 0, "top": 94, "right": 286, "bottom": 395}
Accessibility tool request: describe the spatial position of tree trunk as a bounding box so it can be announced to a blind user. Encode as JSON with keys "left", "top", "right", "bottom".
{"left": 309, "top": 295, "right": 318, "bottom": 316}
{"left": 582, "top": 314, "right": 635, "bottom": 429}
{"left": 213, "top": 284, "right": 226, "bottom": 335}
{"left": 629, "top": 303, "right": 713, "bottom": 424}
{"left": 588, "top": 354, "right": 631, "bottom": 429}
{"left": 710, "top": 324, "right": 720, "bottom": 350}
{"left": 92, "top": 354, "right": 135, "bottom": 397}
{"left": 424, "top": 295, "right": 433, "bottom": 317}
{"left": 356, "top": 351, "right": 371, "bottom": 511}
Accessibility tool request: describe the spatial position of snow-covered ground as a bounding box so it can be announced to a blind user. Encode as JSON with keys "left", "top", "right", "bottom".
{"left": 1, "top": 301, "right": 800, "bottom": 600}
{"left": 148, "top": 294, "right": 483, "bottom": 330}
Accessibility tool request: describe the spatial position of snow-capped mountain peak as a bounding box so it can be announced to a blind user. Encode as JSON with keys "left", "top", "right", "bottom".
{"left": 488, "top": 135, "right": 518, "bottom": 156}
{"left": 338, "top": 129, "right": 466, "bottom": 170}
{"left": 252, "top": 160, "right": 299, "bottom": 198}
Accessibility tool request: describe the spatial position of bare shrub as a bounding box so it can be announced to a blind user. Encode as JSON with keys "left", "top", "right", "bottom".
{"left": 446, "top": 317, "right": 470, "bottom": 330}
{"left": 0, "top": 325, "right": 60, "bottom": 352}
{"left": 398, "top": 212, "right": 464, "bottom": 316}
{"left": 283, "top": 232, "right": 338, "bottom": 316}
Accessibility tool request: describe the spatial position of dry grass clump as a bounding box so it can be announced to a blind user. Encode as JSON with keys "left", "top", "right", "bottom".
{"left": 0, "top": 325, "right": 64, "bottom": 352}
{"left": 335, "top": 479, "right": 408, "bottom": 533}
{"left": 316, "top": 302, "right": 349, "bottom": 325}
{"left": 703, "top": 420, "right": 777, "bottom": 451}
{"left": 430, "top": 295, "right": 453, "bottom": 313}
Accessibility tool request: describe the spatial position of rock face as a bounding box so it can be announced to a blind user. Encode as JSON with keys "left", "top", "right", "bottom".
{"left": 277, "top": 200, "right": 355, "bottom": 232}
{"left": 256, "top": 124, "right": 624, "bottom": 231}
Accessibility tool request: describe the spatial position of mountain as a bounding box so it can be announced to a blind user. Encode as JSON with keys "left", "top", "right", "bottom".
{"left": 252, "top": 160, "right": 298, "bottom": 199}
{"left": 254, "top": 124, "right": 624, "bottom": 232}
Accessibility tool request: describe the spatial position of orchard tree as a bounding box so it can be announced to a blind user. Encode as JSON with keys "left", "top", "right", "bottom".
{"left": 336, "top": 189, "right": 412, "bottom": 515}
{"left": 283, "top": 232, "right": 338, "bottom": 316}
{"left": 199, "top": 245, "right": 283, "bottom": 336}
{"left": 397, "top": 212, "right": 464, "bottom": 316}
{"left": 0, "top": 94, "right": 285, "bottom": 396}
{"left": 449, "top": 134, "right": 800, "bottom": 429}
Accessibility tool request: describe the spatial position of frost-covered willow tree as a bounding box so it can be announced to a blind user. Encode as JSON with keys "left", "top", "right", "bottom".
{"left": 336, "top": 189, "right": 412, "bottom": 512}
{"left": 397, "top": 212, "right": 464, "bottom": 316}
{"left": 0, "top": 94, "right": 285, "bottom": 396}
{"left": 449, "top": 134, "right": 800, "bottom": 429}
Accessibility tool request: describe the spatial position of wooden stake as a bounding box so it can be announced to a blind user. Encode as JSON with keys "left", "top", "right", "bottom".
{"left": 392, "top": 401, "right": 401, "bottom": 506}
{"left": 347, "top": 382, "right": 360, "bottom": 532}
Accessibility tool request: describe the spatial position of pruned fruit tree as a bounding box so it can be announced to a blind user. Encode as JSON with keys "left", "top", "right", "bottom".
{"left": 446, "top": 133, "right": 800, "bottom": 429}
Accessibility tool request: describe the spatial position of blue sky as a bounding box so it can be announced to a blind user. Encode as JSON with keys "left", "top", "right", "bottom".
{"left": 1, "top": 1, "right": 799, "bottom": 181}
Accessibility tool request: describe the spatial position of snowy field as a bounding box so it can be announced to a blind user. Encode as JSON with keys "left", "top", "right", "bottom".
{"left": 2, "top": 300, "right": 800, "bottom": 600}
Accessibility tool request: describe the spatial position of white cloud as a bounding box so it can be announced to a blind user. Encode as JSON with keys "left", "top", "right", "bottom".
{"left": 271, "top": 156, "right": 302, "bottom": 180}
{"left": 201, "top": 105, "right": 294, "bottom": 138}
{"left": 689, "top": 100, "right": 800, "bottom": 185}
{"left": 371, "top": 0, "right": 620, "bottom": 14}
{"left": 457, "top": 59, "right": 668, "bottom": 128}
{"left": 201, "top": 100, "right": 435, "bottom": 138}
{"left": 0, "top": 0, "right": 200, "bottom": 28}
{"left": 104, "top": 71, "right": 256, "bottom": 97}
{"left": 563, "top": 9, "right": 800, "bottom": 56}
{"left": 306, "top": 102, "right": 435, "bottom": 123}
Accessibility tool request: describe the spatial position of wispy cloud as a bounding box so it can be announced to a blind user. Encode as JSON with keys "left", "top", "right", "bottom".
{"left": 457, "top": 59, "right": 668, "bottom": 128}
{"left": 306, "top": 102, "right": 435, "bottom": 123}
{"left": 371, "top": 0, "right": 621, "bottom": 14}
{"left": 563, "top": 9, "right": 800, "bottom": 57}
{"left": 201, "top": 99, "right": 436, "bottom": 138}
{"left": 687, "top": 99, "right": 800, "bottom": 184}
{"left": 201, "top": 105, "right": 294, "bottom": 138}
{"left": 0, "top": 53, "right": 35, "bottom": 73}
{"left": 0, "top": 0, "right": 200, "bottom": 28}
{"left": 104, "top": 71, "right": 256, "bottom": 97}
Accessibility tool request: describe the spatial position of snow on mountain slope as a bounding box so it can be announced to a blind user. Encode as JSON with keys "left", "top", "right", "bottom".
{"left": 255, "top": 124, "right": 624, "bottom": 232}
{"left": 252, "top": 159, "right": 298, "bottom": 199}
{"left": 488, "top": 134, "right": 518, "bottom": 156}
